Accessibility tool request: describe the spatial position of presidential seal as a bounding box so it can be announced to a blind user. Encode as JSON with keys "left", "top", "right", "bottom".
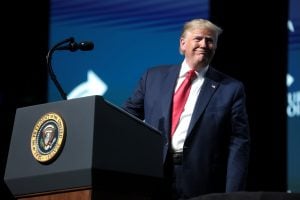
{"left": 31, "top": 112, "right": 66, "bottom": 163}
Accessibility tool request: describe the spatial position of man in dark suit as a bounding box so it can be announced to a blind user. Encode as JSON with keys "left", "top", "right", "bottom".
{"left": 122, "top": 18, "right": 250, "bottom": 200}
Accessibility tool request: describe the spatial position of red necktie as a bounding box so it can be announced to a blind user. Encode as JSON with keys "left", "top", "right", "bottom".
{"left": 171, "top": 69, "right": 196, "bottom": 136}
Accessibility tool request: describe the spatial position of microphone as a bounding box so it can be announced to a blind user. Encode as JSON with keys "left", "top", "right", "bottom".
{"left": 46, "top": 37, "right": 95, "bottom": 100}
{"left": 56, "top": 40, "right": 94, "bottom": 51}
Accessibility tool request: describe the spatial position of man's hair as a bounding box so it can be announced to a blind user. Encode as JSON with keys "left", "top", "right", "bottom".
{"left": 179, "top": 19, "right": 223, "bottom": 54}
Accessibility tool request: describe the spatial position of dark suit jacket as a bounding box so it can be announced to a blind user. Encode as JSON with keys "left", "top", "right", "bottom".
{"left": 123, "top": 64, "right": 250, "bottom": 198}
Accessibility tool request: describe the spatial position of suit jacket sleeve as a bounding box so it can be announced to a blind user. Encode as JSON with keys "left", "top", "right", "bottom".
{"left": 122, "top": 70, "right": 147, "bottom": 120}
{"left": 226, "top": 82, "right": 250, "bottom": 191}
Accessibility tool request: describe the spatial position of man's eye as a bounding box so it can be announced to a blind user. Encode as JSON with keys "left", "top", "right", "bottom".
{"left": 207, "top": 38, "right": 214, "bottom": 43}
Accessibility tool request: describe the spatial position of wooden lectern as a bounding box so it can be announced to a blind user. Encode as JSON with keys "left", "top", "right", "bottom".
{"left": 4, "top": 96, "right": 163, "bottom": 200}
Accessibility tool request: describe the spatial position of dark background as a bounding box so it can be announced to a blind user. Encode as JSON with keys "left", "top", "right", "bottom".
{"left": 0, "top": 0, "right": 287, "bottom": 199}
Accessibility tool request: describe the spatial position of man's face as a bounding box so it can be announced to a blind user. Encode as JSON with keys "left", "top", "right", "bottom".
{"left": 180, "top": 28, "right": 217, "bottom": 69}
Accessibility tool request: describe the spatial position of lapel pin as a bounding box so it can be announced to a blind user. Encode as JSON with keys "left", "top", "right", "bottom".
{"left": 211, "top": 84, "right": 216, "bottom": 88}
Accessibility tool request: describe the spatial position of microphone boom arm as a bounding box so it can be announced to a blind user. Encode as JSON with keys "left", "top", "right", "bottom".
{"left": 46, "top": 37, "right": 94, "bottom": 100}
{"left": 46, "top": 37, "right": 75, "bottom": 100}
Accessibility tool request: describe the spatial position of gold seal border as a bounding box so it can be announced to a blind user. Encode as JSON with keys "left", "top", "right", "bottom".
{"left": 31, "top": 112, "right": 66, "bottom": 163}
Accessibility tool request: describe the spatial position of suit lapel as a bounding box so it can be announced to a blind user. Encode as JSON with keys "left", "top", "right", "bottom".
{"left": 187, "top": 68, "right": 219, "bottom": 135}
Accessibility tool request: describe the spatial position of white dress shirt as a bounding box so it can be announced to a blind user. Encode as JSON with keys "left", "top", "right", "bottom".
{"left": 171, "top": 59, "right": 208, "bottom": 152}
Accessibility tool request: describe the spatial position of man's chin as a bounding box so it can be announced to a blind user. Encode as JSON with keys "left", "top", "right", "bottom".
{"left": 195, "top": 57, "right": 209, "bottom": 66}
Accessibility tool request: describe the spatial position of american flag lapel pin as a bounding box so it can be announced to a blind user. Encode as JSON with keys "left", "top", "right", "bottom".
{"left": 211, "top": 84, "right": 216, "bottom": 89}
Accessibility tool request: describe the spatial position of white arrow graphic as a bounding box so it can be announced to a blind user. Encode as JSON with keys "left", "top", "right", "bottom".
{"left": 67, "top": 70, "right": 108, "bottom": 99}
{"left": 287, "top": 73, "right": 294, "bottom": 87}
{"left": 287, "top": 20, "right": 294, "bottom": 33}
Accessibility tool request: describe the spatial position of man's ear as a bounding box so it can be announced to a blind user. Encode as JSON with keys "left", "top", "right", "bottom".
{"left": 180, "top": 37, "right": 185, "bottom": 53}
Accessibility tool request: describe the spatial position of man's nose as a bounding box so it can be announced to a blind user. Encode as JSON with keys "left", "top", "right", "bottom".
{"left": 199, "top": 39, "right": 208, "bottom": 47}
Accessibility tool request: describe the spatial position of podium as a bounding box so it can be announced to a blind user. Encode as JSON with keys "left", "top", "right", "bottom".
{"left": 4, "top": 96, "right": 163, "bottom": 200}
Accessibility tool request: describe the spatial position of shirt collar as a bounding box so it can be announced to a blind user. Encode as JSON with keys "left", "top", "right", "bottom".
{"left": 180, "top": 59, "right": 209, "bottom": 78}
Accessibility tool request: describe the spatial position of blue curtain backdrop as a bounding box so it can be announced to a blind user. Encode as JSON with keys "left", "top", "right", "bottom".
{"left": 287, "top": 0, "right": 300, "bottom": 193}
{"left": 48, "top": 0, "right": 209, "bottom": 105}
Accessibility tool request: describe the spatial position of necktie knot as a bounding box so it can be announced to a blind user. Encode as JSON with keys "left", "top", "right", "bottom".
{"left": 186, "top": 69, "right": 196, "bottom": 80}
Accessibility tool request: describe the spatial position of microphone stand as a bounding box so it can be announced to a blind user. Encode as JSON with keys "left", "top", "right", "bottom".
{"left": 46, "top": 37, "right": 74, "bottom": 100}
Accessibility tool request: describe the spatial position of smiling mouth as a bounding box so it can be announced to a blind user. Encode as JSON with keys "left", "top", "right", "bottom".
{"left": 194, "top": 48, "right": 208, "bottom": 53}
{"left": 195, "top": 50, "right": 208, "bottom": 55}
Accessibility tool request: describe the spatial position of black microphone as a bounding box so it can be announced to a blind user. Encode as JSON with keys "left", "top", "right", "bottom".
{"left": 46, "top": 37, "right": 95, "bottom": 100}
{"left": 56, "top": 40, "right": 94, "bottom": 51}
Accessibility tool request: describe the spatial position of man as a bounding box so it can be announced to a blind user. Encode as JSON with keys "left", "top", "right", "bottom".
{"left": 123, "top": 18, "right": 250, "bottom": 199}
